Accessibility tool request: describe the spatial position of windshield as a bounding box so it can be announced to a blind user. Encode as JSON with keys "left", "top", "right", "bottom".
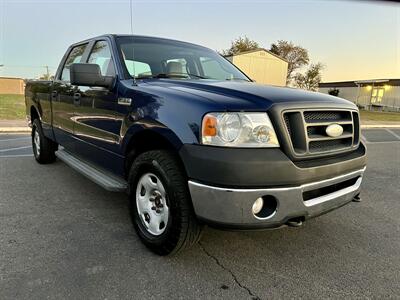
{"left": 116, "top": 36, "right": 250, "bottom": 81}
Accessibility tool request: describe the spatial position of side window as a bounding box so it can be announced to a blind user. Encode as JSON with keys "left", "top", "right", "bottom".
{"left": 87, "top": 41, "right": 115, "bottom": 76}
{"left": 60, "top": 44, "right": 87, "bottom": 82}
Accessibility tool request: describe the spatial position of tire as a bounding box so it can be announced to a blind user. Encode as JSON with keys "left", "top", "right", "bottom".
{"left": 32, "top": 119, "right": 57, "bottom": 164}
{"left": 128, "top": 150, "right": 203, "bottom": 255}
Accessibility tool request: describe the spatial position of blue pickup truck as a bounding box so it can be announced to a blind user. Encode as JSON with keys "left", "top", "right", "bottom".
{"left": 25, "top": 34, "right": 366, "bottom": 255}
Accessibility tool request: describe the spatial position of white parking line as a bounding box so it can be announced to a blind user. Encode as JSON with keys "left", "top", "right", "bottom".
{"left": 364, "top": 141, "right": 400, "bottom": 145}
{"left": 0, "top": 154, "right": 33, "bottom": 158}
{"left": 0, "top": 137, "right": 31, "bottom": 142}
{"left": 0, "top": 146, "right": 31, "bottom": 152}
{"left": 386, "top": 129, "right": 400, "bottom": 140}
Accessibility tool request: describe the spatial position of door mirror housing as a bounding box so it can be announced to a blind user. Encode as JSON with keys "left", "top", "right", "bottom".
{"left": 70, "top": 63, "right": 114, "bottom": 89}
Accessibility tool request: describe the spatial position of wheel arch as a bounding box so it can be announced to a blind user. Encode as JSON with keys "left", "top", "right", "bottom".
{"left": 123, "top": 126, "right": 187, "bottom": 177}
{"left": 30, "top": 105, "right": 41, "bottom": 122}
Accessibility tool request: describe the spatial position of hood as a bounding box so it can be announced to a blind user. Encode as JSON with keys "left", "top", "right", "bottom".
{"left": 141, "top": 79, "right": 355, "bottom": 111}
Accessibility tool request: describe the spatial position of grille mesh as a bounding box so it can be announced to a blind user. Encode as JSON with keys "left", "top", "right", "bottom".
{"left": 309, "top": 138, "right": 352, "bottom": 153}
{"left": 304, "top": 111, "right": 351, "bottom": 123}
{"left": 284, "top": 114, "right": 291, "bottom": 137}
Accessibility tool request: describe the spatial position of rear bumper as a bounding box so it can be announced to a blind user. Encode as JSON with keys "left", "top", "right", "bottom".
{"left": 188, "top": 167, "right": 365, "bottom": 229}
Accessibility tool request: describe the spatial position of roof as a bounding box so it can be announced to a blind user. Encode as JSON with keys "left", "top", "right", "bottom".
{"left": 0, "top": 76, "right": 24, "bottom": 80}
{"left": 319, "top": 79, "right": 400, "bottom": 88}
{"left": 72, "top": 34, "right": 212, "bottom": 51}
{"left": 224, "top": 48, "right": 288, "bottom": 63}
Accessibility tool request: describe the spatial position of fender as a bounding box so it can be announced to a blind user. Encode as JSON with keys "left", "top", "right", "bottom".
{"left": 121, "top": 118, "right": 187, "bottom": 155}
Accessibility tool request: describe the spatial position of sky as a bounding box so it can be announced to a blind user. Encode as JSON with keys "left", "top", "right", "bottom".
{"left": 0, "top": 0, "right": 399, "bottom": 82}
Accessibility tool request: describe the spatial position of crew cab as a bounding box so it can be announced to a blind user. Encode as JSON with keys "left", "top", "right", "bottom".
{"left": 25, "top": 35, "right": 367, "bottom": 255}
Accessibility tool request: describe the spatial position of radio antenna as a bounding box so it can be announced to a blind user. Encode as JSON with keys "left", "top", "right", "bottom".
{"left": 130, "top": 0, "right": 137, "bottom": 85}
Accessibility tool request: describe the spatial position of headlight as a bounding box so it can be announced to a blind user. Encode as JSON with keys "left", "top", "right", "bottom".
{"left": 201, "top": 112, "right": 279, "bottom": 148}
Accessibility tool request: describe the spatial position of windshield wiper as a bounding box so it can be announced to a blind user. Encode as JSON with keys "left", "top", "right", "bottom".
{"left": 225, "top": 77, "right": 249, "bottom": 81}
{"left": 136, "top": 73, "right": 209, "bottom": 80}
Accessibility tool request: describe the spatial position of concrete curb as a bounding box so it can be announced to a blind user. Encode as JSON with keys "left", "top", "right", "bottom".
{"left": 361, "top": 124, "right": 400, "bottom": 129}
{"left": 0, "top": 127, "right": 31, "bottom": 133}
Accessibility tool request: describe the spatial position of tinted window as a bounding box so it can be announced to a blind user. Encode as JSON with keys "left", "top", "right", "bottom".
{"left": 88, "top": 41, "right": 115, "bottom": 76}
{"left": 60, "top": 44, "right": 87, "bottom": 82}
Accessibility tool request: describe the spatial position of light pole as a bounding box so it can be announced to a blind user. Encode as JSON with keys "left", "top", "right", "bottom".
{"left": 44, "top": 65, "right": 49, "bottom": 78}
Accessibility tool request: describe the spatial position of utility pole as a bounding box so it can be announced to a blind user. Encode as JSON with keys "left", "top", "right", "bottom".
{"left": 44, "top": 65, "right": 50, "bottom": 79}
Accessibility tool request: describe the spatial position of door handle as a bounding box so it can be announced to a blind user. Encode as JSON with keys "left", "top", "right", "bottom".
{"left": 73, "top": 93, "right": 81, "bottom": 105}
{"left": 51, "top": 91, "right": 58, "bottom": 99}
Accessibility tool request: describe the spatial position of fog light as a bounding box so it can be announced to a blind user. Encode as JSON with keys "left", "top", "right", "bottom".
{"left": 252, "top": 197, "right": 264, "bottom": 214}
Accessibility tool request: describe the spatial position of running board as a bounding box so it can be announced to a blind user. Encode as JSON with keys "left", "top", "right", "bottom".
{"left": 55, "top": 149, "right": 127, "bottom": 192}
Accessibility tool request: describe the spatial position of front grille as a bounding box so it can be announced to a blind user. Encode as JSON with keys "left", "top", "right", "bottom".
{"left": 282, "top": 109, "right": 360, "bottom": 157}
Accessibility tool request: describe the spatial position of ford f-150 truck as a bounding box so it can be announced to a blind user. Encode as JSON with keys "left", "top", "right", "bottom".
{"left": 25, "top": 34, "right": 366, "bottom": 255}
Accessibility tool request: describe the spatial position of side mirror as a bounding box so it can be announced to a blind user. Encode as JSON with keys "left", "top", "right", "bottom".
{"left": 70, "top": 63, "right": 114, "bottom": 89}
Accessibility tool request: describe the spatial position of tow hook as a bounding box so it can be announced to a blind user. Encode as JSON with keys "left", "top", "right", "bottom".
{"left": 352, "top": 193, "right": 362, "bottom": 202}
{"left": 286, "top": 217, "right": 303, "bottom": 227}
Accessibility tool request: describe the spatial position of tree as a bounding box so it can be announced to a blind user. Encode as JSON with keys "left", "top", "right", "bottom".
{"left": 39, "top": 73, "right": 54, "bottom": 80}
{"left": 222, "top": 36, "right": 259, "bottom": 56}
{"left": 328, "top": 88, "right": 340, "bottom": 96}
{"left": 294, "top": 63, "right": 324, "bottom": 91}
{"left": 270, "top": 40, "right": 309, "bottom": 84}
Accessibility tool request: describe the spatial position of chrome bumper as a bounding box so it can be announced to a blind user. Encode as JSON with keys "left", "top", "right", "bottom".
{"left": 188, "top": 167, "right": 366, "bottom": 228}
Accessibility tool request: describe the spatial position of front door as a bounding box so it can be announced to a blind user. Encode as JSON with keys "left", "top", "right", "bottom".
{"left": 73, "top": 40, "right": 125, "bottom": 174}
{"left": 371, "top": 87, "right": 384, "bottom": 105}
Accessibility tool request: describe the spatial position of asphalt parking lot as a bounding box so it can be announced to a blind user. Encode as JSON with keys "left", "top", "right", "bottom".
{"left": 1, "top": 129, "right": 399, "bottom": 299}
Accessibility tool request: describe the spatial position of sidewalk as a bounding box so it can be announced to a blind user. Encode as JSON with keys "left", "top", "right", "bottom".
{"left": 0, "top": 119, "right": 400, "bottom": 133}
{"left": 0, "top": 120, "right": 30, "bottom": 132}
{"left": 360, "top": 120, "right": 400, "bottom": 128}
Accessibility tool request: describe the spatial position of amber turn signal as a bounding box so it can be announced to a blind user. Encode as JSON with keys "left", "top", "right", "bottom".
{"left": 202, "top": 114, "right": 217, "bottom": 137}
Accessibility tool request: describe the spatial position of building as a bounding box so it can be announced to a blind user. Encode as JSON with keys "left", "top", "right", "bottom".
{"left": 225, "top": 49, "right": 288, "bottom": 86}
{"left": 0, "top": 77, "right": 25, "bottom": 94}
{"left": 319, "top": 79, "right": 400, "bottom": 112}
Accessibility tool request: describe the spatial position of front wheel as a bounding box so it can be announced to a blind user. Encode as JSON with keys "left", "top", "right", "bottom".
{"left": 128, "top": 150, "right": 203, "bottom": 255}
{"left": 32, "top": 119, "right": 57, "bottom": 164}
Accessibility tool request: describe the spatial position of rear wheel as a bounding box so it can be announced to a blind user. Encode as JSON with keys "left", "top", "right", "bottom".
{"left": 128, "top": 150, "right": 203, "bottom": 255}
{"left": 32, "top": 119, "right": 57, "bottom": 164}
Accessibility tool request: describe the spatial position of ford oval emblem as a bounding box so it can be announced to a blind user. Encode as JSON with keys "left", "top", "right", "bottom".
{"left": 326, "top": 124, "right": 343, "bottom": 137}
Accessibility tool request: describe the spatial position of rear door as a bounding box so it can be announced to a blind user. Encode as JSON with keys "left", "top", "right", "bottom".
{"left": 52, "top": 43, "right": 89, "bottom": 151}
{"left": 73, "top": 39, "right": 124, "bottom": 173}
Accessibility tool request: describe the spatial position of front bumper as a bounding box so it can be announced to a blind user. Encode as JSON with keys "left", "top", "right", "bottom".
{"left": 188, "top": 167, "right": 365, "bottom": 229}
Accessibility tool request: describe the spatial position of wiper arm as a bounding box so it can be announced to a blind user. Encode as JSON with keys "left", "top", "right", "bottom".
{"left": 178, "top": 73, "right": 209, "bottom": 79}
{"left": 136, "top": 73, "right": 209, "bottom": 80}
{"left": 226, "top": 77, "right": 249, "bottom": 81}
{"left": 135, "top": 73, "right": 183, "bottom": 79}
